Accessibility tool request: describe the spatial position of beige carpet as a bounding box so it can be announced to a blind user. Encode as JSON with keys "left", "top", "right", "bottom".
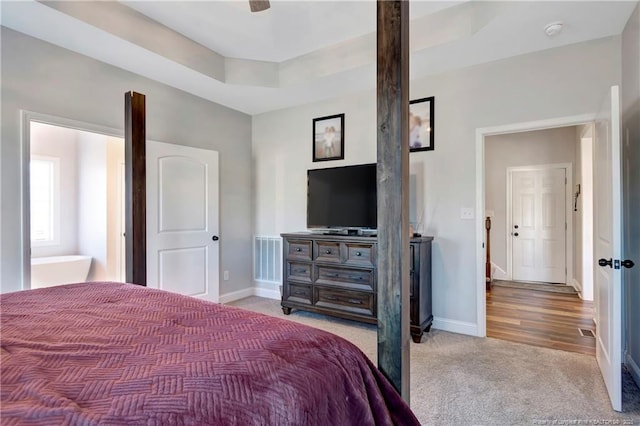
{"left": 229, "top": 296, "right": 640, "bottom": 425}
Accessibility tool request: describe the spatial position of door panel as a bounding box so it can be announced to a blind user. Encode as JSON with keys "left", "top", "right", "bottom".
{"left": 512, "top": 167, "right": 566, "bottom": 283}
{"left": 147, "top": 141, "right": 219, "bottom": 303}
{"left": 159, "top": 157, "right": 207, "bottom": 232}
{"left": 594, "top": 86, "right": 622, "bottom": 411}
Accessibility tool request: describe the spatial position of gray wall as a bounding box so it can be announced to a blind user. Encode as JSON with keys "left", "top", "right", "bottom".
{"left": 252, "top": 36, "right": 621, "bottom": 334}
{"left": 485, "top": 126, "right": 577, "bottom": 283}
{"left": 621, "top": 2, "right": 640, "bottom": 383}
{"left": 1, "top": 28, "right": 253, "bottom": 295}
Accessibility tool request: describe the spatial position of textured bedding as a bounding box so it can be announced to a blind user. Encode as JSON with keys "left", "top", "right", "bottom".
{"left": 1, "top": 282, "right": 419, "bottom": 425}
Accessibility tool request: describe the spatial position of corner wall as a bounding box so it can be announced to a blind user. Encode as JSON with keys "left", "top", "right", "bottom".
{"left": 1, "top": 28, "right": 253, "bottom": 295}
{"left": 252, "top": 37, "right": 621, "bottom": 334}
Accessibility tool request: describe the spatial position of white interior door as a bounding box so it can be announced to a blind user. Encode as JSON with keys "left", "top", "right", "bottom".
{"left": 594, "top": 86, "right": 622, "bottom": 412}
{"left": 147, "top": 141, "right": 220, "bottom": 302}
{"left": 511, "top": 167, "right": 566, "bottom": 283}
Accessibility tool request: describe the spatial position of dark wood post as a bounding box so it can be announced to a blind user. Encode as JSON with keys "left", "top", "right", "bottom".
{"left": 124, "top": 91, "right": 146, "bottom": 285}
{"left": 485, "top": 216, "right": 492, "bottom": 290}
{"left": 376, "top": 0, "right": 410, "bottom": 401}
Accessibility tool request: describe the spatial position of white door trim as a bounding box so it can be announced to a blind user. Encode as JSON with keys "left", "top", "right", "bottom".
{"left": 475, "top": 113, "right": 595, "bottom": 337}
{"left": 505, "top": 163, "right": 573, "bottom": 284}
{"left": 19, "top": 110, "right": 123, "bottom": 289}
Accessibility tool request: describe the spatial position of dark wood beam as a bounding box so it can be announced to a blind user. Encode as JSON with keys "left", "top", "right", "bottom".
{"left": 124, "top": 91, "right": 146, "bottom": 286}
{"left": 376, "top": 0, "right": 410, "bottom": 401}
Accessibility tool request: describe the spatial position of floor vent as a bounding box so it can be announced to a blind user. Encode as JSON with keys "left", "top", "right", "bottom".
{"left": 579, "top": 328, "right": 595, "bottom": 338}
{"left": 254, "top": 236, "right": 282, "bottom": 283}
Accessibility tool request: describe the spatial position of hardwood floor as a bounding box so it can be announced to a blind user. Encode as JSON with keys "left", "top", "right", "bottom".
{"left": 486, "top": 284, "right": 596, "bottom": 356}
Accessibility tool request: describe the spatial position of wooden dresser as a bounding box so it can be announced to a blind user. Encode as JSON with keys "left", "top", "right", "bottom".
{"left": 281, "top": 233, "right": 433, "bottom": 343}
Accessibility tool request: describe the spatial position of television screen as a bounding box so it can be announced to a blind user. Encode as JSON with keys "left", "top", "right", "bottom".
{"left": 307, "top": 164, "right": 377, "bottom": 229}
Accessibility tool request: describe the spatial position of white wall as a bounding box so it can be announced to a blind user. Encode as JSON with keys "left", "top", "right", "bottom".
{"left": 621, "top": 1, "right": 640, "bottom": 385}
{"left": 1, "top": 28, "right": 253, "bottom": 295}
{"left": 30, "top": 122, "right": 78, "bottom": 258}
{"left": 77, "top": 131, "right": 108, "bottom": 281}
{"left": 253, "top": 36, "right": 621, "bottom": 334}
{"left": 485, "top": 126, "right": 577, "bottom": 281}
{"left": 106, "top": 136, "right": 125, "bottom": 282}
{"left": 574, "top": 124, "right": 594, "bottom": 301}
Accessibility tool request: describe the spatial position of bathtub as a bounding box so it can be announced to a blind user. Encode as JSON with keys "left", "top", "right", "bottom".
{"left": 31, "top": 255, "right": 92, "bottom": 289}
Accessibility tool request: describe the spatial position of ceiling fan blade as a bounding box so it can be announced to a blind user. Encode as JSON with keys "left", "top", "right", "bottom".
{"left": 249, "top": 0, "right": 270, "bottom": 12}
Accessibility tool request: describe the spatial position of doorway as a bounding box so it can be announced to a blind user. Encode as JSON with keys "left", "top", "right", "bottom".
{"left": 21, "top": 112, "right": 125, "bottom": 289}
{"left": 482, "top": 124, "right": 594, "bottom": 356}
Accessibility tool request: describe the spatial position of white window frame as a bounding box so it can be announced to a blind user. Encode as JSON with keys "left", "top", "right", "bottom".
{"left": 30, "top": 155, "right": 61, "bottom": 247}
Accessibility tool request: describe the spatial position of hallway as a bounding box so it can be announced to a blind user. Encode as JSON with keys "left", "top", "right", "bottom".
{"left": 486, "top": 284, "right": 595, "bottom": 355}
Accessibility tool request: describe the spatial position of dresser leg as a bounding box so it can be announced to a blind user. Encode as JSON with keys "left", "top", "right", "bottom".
{"left": 410, "top": 330, "right": 423, "bottom": 343}
{"left": 282, "top": 306, "right": 292, "bottom": 315}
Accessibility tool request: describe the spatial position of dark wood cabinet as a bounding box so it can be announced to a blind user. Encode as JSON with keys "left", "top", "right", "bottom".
{"left": 281, "top": 233, "right": 433, "bottom": 343}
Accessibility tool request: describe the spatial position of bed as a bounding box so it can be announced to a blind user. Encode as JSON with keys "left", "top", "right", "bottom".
{"left": 1, "top": 282, "right": 419, "bottom": 425}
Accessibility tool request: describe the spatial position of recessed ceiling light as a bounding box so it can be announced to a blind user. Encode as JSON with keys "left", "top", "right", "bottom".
{"left": 544, "top": 21, "right": 564, "bottom": 37}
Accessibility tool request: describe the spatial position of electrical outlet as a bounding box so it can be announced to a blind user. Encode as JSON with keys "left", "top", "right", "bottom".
{"left": 460, "top": 207, "right": 475, "bottom": 220}
{"left": 223, "top": 270, "right": 229, "bottom": 281}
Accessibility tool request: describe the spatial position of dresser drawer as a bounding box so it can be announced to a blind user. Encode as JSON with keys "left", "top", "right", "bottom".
{"left": 344, "top": 242, "right": 375, "bottom": 267}
{"left": 287, "top": 240, "right": 312, "bottom": 261}
{"left": 315, "top": 287, "right": 374, "bottom": 317}
{"left": 315, "top": 241, "right": 341, "bottom": 263}
{"left": 284, "top": 283, "right": 312, "bottom": 305}
{"left": 286, "top": 262, "right": 312, "bottom": 283}
{"left": 315, "top": 265, "right": 374, "bottom": 292}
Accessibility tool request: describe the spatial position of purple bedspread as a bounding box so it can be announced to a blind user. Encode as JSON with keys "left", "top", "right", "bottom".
{"left": 1, "top": 282, "right": 419, "bottom": 425}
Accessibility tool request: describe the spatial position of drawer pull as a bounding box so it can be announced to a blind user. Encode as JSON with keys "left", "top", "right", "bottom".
{"left": 293, "top": 269, "right": 307, "bottom": 273}
{"left": 325, "top": 295, "right": 339, "bottom": 301}
{"left": 293, "top": 290, "right": 306, "bottom": 296}
{"left": 349, "top": 275, "right": 363, "bottom": 281}
{"left": 348, "top": 299, "right": 363, "bottom": 305}
{"left": 324, "top": 273, "right": 339, "bottom": 278}
{"left": 355, "top": 251, "right": 362, "bottom": 256}
{"left": 295, "top": 248, "right": 302, "bottom": 252}
{"left": 325, "top": 250, "right": 332, "bottom": 254}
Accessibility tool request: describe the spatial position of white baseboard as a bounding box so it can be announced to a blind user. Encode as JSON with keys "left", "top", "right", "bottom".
{"left": 433, "top": 317, "right": 478, "bottom": 336}
{"left": 218, "top": 287, "right": 253, "bottom": 304}
{"left": 219, "top": 282, "right": 281, "bottom": 304}
{"left": 490, "top": 262, "right": 508, "bottom": 281}
{"left": 254, "top": 287, "right": 281, "bottom": 300}
{"left": 626, "top": 351, "right": 640, "bottom": 388}
{"left": 571, "top": 278, "right": 584, "bottom": 299}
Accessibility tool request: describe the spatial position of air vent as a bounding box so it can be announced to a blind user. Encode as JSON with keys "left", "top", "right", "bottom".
{"left": 579, "top": 328, "right": 595, "bottom": 338}
{"left": 254, "top": 236, "right": 282, "bottom": 283}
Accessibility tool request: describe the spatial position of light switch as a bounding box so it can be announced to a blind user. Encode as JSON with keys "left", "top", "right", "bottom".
{"left": 461, "top": 208, "right": 475, "bottom": 220}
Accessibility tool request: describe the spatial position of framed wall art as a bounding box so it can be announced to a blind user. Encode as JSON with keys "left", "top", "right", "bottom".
{"left": 409, "top": 97, "right": 434, "bottom": 152}
{"left": 312, "top": 113, "right": 344, "bottom": 162}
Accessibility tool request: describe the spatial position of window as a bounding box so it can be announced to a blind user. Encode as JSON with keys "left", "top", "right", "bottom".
{"left": 30, "top": 156, "right": 60, "bottom": 246}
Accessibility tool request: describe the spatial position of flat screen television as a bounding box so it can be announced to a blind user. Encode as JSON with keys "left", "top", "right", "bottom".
{"left": 307, "top": 163, "right": 377, "bottom": 230}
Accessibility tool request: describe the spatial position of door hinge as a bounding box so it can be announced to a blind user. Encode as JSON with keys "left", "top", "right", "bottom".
{"left": 614, "top": 259, "right": 620, "bottom": 270}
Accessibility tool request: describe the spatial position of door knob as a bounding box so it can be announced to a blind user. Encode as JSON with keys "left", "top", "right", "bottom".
{"left": 622, "top": 259, "right": 635, "bottom": 269}
{"left": 512, "top": 232, "right": 519, "bottom": 237}
{"left": 598, "top": 258, "right": 612, "bottom": 268}
{"left": 514, "top": 225, "right": 519, "bottom": 229}
{"left": 212, "top": 235, "right": 219, "bottom": 241}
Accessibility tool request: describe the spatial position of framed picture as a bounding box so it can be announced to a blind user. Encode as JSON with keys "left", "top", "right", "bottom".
{"left": 409, "top": 97, "right": 434, "bottom": 152}
{"left": 313, "top": 113, "right": 344, "bottom": 162}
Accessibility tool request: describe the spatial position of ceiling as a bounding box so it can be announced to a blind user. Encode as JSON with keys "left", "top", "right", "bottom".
{"left": 1, "top": 1, "right": 637, "bottom": 115}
